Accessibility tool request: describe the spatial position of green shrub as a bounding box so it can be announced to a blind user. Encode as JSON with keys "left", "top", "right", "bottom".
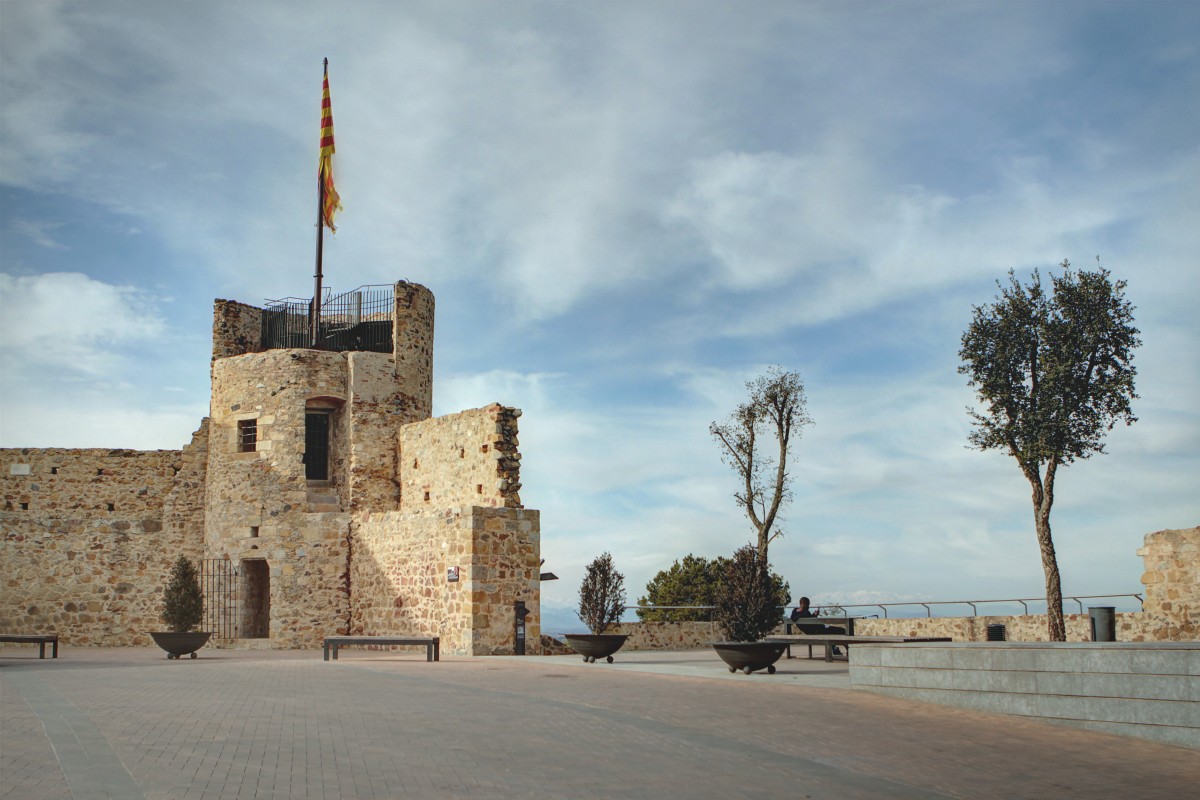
{"left": 638, "top": 553, "right": 790, "bottom": 622}
{"left": 713, "top": 545, "right": 782, "bottom": 642}
{"left": 161, "top": 556, "right": 204, "bottom": 633}
{"left": 577, "top": 552, "right": 626, "bottom": 634}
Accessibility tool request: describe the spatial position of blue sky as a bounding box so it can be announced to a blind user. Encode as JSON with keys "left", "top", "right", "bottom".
{"left": 2, "top": 1, "right": 1197, "bottom": 623}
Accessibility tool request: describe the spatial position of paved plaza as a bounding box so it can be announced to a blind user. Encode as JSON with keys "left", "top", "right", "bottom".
{"left": 2, "top": 645, "right": 1197, "bottom": 799}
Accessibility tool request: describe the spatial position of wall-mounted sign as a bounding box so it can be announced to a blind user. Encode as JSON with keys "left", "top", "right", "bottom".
{"left": 447, "top": 566, "right": 460, "bottom": 582}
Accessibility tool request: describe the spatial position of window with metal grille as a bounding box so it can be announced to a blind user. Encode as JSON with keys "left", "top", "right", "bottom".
{"left": 238, "top": 419, "right": 258, "bottom": 452}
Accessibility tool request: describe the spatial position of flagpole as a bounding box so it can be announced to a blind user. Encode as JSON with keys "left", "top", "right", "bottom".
{"left": 311, "top": 58, "right": 328, "bottom": 348}
{"left": 312, "top": 166, "right": 325, "bottom": 348}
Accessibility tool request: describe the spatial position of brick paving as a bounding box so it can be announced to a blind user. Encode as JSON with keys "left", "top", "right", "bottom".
{"left": 2, "top": 646, "right": 1197, "bottom": 799}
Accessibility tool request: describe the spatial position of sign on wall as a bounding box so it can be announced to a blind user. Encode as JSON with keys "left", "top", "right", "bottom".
{"left": 447, "top": 566, "right": 460, "bottom": 583}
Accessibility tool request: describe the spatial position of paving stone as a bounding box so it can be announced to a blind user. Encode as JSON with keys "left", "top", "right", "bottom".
{"left": 1, "top": 646, "right": 1197, "bottom": 799}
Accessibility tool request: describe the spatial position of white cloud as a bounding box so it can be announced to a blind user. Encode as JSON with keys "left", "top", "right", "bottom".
{"left": 0, "top": 272, "right": 166, "bottom": 377}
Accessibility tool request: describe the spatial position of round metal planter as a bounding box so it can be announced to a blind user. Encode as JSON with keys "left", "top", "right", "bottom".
{"left": 150, "top": 631, "right": 213, "bottom": 659}
{"left": 711, "top": 641, "right": 788, "bottom": 675}
{"left": 563, "top": 633, "right": 630, "bottom": 663}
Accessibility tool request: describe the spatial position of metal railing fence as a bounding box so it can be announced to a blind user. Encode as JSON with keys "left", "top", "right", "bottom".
{"left": 261, "top": 284, "right": 394, "bottom": 353}
{"left": 625, "top": 593, "right": 1144, "bottom": 621}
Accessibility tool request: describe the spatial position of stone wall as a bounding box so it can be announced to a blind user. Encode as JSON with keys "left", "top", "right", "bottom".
{"left": 1137, "top": 525, "right": 1199, "bottom": 641}
{"left": 854, "top": 613, "right": 1151, "bottom": 641}
{"left": 212, "top": 299, "right": 263, "bottom": 362}
{"left": 398, "top": 405, "right": 523, "bottom": 512}
{"left": 350, "top": 506, "right": 540, "bottom": 655}
{"left": 0, "top": 436, "right": 206, "bottom": 645}
{"left": 391, "top": 281, "right": 435, "bottom": 421}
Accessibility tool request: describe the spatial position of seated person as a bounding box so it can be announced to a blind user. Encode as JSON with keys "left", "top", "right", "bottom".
{"left": 789, "top": 596, "right": 846, "bottom": 636}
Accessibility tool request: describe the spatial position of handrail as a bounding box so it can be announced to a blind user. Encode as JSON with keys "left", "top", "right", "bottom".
{"left": 626, "top": 593, "right": 1144, "bottom": 619}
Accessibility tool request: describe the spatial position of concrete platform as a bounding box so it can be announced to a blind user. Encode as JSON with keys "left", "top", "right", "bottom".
{"left": 850, "top": 641, "right": 1200, "bottom": 748}
{"left": 3, "top": 646, "right": 1198, "bottom": 799}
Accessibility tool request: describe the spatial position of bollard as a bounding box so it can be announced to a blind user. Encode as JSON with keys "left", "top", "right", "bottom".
{"left": 514, "top": 600, "right": 530, "bottom": 655}
{"left": 1088, "top": 606, "right": 1116, "bottom": 642}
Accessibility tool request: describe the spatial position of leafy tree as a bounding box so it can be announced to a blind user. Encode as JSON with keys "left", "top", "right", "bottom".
{"left": 637, "top": 553, "right": 790, "bottom": 622}
{"left": 711, "top": 367, "right": 812, "bottom": 558}
{"left": 577, "top": 552, "right": 626, "bottom": 634}
{"left": 161, "top": 556, "right": 204, "bottom": 633}
{"left": 959, "top": 262, "right": 1139, "bottom": 641}
{"left": 713, "top": 545, "right": 784, "bottom": 642}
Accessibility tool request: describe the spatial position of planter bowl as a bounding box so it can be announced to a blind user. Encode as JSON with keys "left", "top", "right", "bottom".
{"left": 150, "top": 631, "right": 212, "bottom": 659}
{"left": 563, "top": 633, "right": 630, "bottom": 663}
{"left": 711, "top": 641, "right": 788, "bottom": 675}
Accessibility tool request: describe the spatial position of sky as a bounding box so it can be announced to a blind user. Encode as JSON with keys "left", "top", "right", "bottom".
{"left": 2, "top": 1, "right": 1197, "bottom": 628}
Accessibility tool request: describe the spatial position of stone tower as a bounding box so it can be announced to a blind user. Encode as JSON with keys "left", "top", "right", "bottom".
{"left": 204, "top": 281, "right": 539, "bottom": 652}
{"left": 0, "top": 279, "right": 541, "bottom": 654}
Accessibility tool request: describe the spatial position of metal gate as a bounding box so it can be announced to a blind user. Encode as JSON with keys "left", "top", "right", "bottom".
{"left": 202, "top": 559, "right": 239, "bottom": 640}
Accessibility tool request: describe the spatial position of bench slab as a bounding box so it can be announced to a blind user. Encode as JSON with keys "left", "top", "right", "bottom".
{"left": 323, "top": 636, "right": 440, "bottom": 662}
{"left": 767, "top": 634, "right": 952, "bottom": 662}
{"left": 0, "top": 633, "right": 59, "bottom": 659}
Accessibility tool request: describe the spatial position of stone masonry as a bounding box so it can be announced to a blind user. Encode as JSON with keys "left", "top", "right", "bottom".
{"left": 1, "top": 280, "right": 541, "bottom": 654}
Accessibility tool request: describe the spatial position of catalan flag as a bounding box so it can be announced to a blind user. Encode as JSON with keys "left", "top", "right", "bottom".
{"left": 319, "top": 61, "right": 342, "bottom": 232}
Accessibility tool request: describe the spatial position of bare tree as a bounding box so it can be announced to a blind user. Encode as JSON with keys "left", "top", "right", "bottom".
{"left": 959, "top": 262, "right": 1139, "bottom": 641}
{"left": 710, "top": 368, "right": 812, "bottom": 558}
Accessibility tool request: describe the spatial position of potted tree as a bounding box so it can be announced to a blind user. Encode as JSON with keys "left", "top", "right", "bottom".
{"left": 563, "top": 552, "right": 629, "bottom": 663}
{"left": 150, "top": 556, "right": 211, "bottom": 659}
{"left": 711, "top": 544, "right": 789, "bottom": 674}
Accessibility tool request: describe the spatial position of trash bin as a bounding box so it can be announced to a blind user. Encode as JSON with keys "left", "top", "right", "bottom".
{"left": 1089, "top": 606, "right": 1116, "bottom": 642}
{"left": 986, "top": 623, "right": 1006, "bottom": 641}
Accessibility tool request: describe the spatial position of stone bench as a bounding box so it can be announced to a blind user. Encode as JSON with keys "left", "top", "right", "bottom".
{"left": 323, "top": 636, "right": 440, "bottom": 662}
{"left": 0, "top": 633, "right": 59, "bottom": 659}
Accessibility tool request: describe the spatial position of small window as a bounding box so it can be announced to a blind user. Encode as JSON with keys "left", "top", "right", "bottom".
{"left": 423, "top": 491, "right": 430, "bottom": 502}
{"left": 238, "top": 419, "right": 258, "bottom": 453}
{"left": 250, "top": 526, "right": 260, "bottom": 538}
{"left": 481, "top": 444, "right": 489, "bottom": 454}
{"left": 19, "top": 502, "right": 29, "bottom": 510}
{"left": 107, "top": 503, "right": 115, "bottom": 511}
{"left": 50, "top": 467, "right": 59, "bottom": 475}
{"left": 476, "top": 484, "right": 483, "bottom": 494}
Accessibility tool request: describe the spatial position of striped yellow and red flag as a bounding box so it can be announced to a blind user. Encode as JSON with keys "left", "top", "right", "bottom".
{"left": 319, "top": 61, "right": 342, "bottom": 232}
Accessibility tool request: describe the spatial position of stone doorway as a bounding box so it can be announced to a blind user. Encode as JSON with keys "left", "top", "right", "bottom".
{"left": 241, "top": 559, "right": 270, "bottom": 639}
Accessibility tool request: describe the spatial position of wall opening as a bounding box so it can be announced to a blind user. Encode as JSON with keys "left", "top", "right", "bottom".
{"left": 305, "top": 411, "right": 331, "bottom": 481}
{"left": 241, "top": 560, "right": 270, "bottom": 639}
{"left": 238, "top": 419, "right": 258, "bottom": 452}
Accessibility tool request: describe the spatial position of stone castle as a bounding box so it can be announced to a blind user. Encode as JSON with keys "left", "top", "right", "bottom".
{"left": 1, "top": 280, "right": 542, "bottom": 655}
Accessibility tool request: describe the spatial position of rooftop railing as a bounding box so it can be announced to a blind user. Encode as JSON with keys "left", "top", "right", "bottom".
{"left": 261, "top": 284, "right": 394, "bottom": 353}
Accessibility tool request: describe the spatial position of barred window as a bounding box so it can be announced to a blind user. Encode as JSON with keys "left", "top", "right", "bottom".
{"left": 238, "top": 419, "right": 258, "bottom": 453}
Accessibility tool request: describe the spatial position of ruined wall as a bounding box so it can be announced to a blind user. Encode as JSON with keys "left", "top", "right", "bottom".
{"left": 1137, "top": 525, "right": 1199, "bottom": 640}
{"left": 392, "top": 281, "right": 435, "bottom": 421}
{"left": 398, "top": 405, "right": 523, "bottom": 512}
{"left": 0, "top": 435, "right": 206, "bottom": 645}
{"left": 350, "top": 506, "right": 540, "bottom": 656}
{"left": 212, "top": 299, "right": 263, "bottom": 362}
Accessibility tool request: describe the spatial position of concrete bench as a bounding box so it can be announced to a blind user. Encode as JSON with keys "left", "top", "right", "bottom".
{"left": 323, "top": 636, "right": 440, "bottom": 662}
{"left": 0, "top": 633, "right": 59, "bottom": 659}
{"left": 767, "top": 634, "right": 951, "bottom": 663}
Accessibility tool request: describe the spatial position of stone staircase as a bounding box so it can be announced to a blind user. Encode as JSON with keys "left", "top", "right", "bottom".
{"left": 306, "top": 481, "right": 341, "bottom": 513}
